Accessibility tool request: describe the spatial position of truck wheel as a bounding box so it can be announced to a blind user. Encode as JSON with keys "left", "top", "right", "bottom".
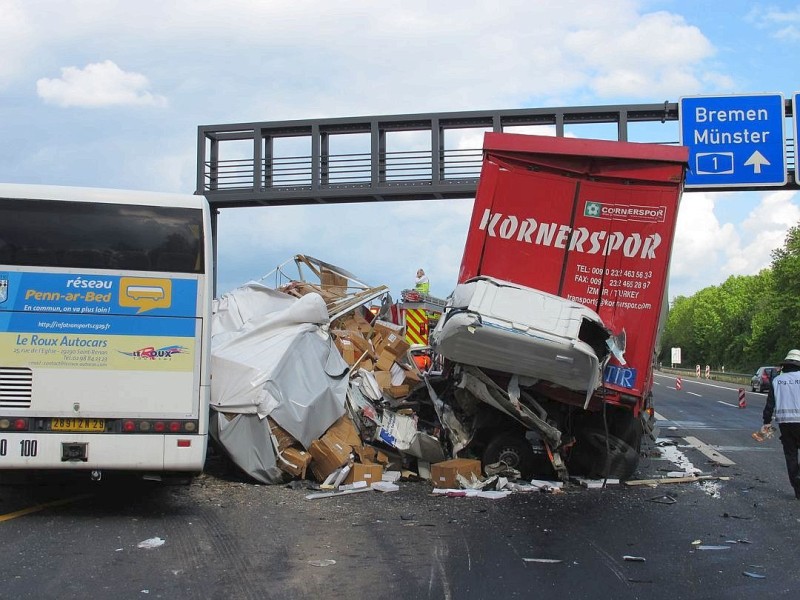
{"left": 482, "top": 432, "right": 540, "bottom": 480}
{"left": 569, "top": 430, "right": 639, "bottom": 481}
{"left": 611, "top": 412, "right": 644, "bottom": 453}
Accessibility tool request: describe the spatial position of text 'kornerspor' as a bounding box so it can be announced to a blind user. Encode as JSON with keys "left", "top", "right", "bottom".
{"left": 478, "top": 209, "right": 662, "bottom": 259}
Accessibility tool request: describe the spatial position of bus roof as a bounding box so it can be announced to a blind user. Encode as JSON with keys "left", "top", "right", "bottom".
{"left": 0, "top": 183, "right": 206, "bottom": 208}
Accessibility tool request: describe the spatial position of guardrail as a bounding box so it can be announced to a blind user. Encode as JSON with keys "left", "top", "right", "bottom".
{"left": 659, "top": 367, "right": 752, "bottom": 387}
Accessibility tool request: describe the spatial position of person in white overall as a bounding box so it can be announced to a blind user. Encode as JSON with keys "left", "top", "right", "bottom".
{"left": 761, "top": 349, "right": 800, "bottom": 499}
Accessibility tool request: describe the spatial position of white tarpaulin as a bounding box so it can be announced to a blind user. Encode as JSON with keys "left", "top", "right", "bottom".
{"left": 210, "top": 283, "right": 349, "bottom": 453}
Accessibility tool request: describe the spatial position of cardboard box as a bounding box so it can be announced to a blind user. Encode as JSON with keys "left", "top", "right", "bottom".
{"left": 430, "top": 458, "right": 482, "bottom": 489}
{"left": 268, "top": 418, "right": 298, "bottom": 453}
{"left": 387, "top": 385, "right": 410, "bottom": 399}
{"left": 344, "top": 314, "right": 373, "bottom": 334}
{"left": 376, "top": 349, "right": 397, "bottom": 372}
{"left": 342, "top": 330, "right": 373, "bottom": 355}
{"left": 372, "top": 321, "right": 404, "bottom": 353}
{"left": 278, "top": 447, "right": 312, "bottom": 479}
{"left": 384, "top": 333, "right": 411, "bottom": 357}
{"left": 374, "top": 370, "right": 392, "bottom": 390}
{"left": 373, "top": 320, "right": 404, "bottom": 339}
{"left": 344, "top": 462, "right": 384, "bottom": 485}
{"left": 335, "top": 338, "right": 358, "bottom": 365}
{"left": 309, "top": 439, "right": 351, "bottom": 481}
{"left": 320, "top": 268, "right": 348, "bottom": 297}
{"left": 323, "top": 414, "right": 362, "bottom": 450}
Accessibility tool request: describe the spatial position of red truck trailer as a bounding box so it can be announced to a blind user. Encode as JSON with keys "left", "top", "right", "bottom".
{"left": 432, "top": 133, "right": 687, "bottom": 480}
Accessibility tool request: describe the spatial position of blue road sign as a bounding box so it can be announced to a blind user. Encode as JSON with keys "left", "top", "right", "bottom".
{"left": 794, "top": 92, "right": 800, "bottom": 178}
{"left": 680, "top": 94, "right": 786, "bottom": 188}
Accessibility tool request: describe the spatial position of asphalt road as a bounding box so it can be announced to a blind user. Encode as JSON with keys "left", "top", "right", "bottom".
{"left": 1, "top": 375, "right": 798, "bottom": 600}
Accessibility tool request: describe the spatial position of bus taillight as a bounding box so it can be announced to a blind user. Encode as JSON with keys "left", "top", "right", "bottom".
{"left": 123, "top": 420, "right": 136, "bottom": 432}
{"left": 169, "top": 422, "right": 180, "bottom": 433}
{"left": 184, "top": 421, "right": 197, "bottom": 432}
{"left": 0, "top": 418, "right": 25, "bottom": 430}
{"left": 153, "top": 421, "right": 165, "bottom": 433}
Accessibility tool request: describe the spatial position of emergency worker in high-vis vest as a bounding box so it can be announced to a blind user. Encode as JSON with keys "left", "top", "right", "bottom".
{"left": 415, "top": 268, "right": 430, "bottom": 295}
{"left": 761, "top": 349, "right": 800, "bottom": 499}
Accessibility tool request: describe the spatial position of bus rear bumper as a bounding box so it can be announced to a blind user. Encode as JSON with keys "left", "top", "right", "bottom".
{"left": 0, "top": 432, "right": 208, "bottom": 471}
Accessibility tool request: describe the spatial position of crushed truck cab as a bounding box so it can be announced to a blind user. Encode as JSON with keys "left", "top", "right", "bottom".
{"left": 432, "top": 133, "right": 687, "bottom": 481}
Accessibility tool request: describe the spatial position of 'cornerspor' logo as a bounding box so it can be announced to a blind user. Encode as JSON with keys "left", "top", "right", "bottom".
{"left": 584, "top": 201, "right": 666, "bottom": 223}
{"left": 584, "top": 202, "right": 602, "bottom": 217}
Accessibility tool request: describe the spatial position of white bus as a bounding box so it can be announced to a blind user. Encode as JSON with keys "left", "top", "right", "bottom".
{"left": 0, "top": 184, "right": 212, "bottom": 479}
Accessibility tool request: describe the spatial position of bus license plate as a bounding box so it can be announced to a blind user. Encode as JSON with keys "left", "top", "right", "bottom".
{"left": 51, "top": 418, "right": 105, "bottom": 432}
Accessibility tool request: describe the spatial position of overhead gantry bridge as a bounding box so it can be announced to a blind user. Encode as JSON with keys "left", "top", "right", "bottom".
{"left": 196, "top": 101, "right": 798, "bottom": 209}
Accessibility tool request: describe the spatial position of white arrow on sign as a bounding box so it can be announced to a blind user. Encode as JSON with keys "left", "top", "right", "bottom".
{"left": 744, "top": 150, "right": 770, "bottom": 174}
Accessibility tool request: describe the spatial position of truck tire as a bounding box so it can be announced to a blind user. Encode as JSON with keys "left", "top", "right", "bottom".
{"left": 611, "top": 411, "right": 644, "bottom": 453}
{"left": 482, "top": 432, "right": 545, "bottom": 480}
{"left": 569, "top": 430, "right": 639, "bottom": 481}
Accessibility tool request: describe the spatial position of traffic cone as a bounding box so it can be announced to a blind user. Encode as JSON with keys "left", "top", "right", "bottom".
{"left": 738, "top": 388, "right": 746, "bottom": 409}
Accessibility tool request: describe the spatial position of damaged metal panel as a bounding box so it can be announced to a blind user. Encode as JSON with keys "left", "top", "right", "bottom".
{"left": 432, "top": 276, "right": 617, "bottom": 406}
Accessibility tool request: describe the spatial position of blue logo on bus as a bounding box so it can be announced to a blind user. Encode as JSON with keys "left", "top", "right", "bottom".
{"left": 0, "top": 273, "right": 8, "bottom": 304}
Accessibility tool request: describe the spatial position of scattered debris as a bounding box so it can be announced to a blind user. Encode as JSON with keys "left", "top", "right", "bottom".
{"left": 484, "top": 461, "right": 522, "bottom": 479}
{"left": 137, "top": 537, "right": 165, "bottom": 549}
{"left": 742, "top": 572, "right": 766, "bottom": 579}
{"left": 522, "top": 558, "right": 562, "bottom": 564}
{"left": 431, "top": 458, "right": 482, "bottom": 489}
{"left": 648, "top": 495, "right": 676, "bottom": 505}
{"left": 626, "top": 475, "right": 730, "bottom": 487}
{"left": 308, "top": 559, "right": 336, "bottom": 567}
{"left": 571, "top": 477, "right": 619, "bottom": 488}
{"left": 697, "top": 545, "right": 731, "bottom": 551}
{"left": 698, "top": 480, "right": 722, "bottom": 499}
{"left": 371, "top": 481, "right": 399, "bottom": 493}
{"left": 305, "top": 487, "right": 373, "bottom": 500}
{"left": 623, "top": 555, "right": 646, "bottom": 562}
{"left": 432, "top": 489, "right": 511, "bottom": 500}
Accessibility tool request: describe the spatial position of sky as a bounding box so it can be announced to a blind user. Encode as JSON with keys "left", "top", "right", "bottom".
{"left": 1, "top": 0, "right": 799, "bottom": 301}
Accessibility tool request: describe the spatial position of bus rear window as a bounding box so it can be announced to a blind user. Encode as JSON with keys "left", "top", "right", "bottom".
{"left": 0, "top": 198, "right": 204, "bottom": 273}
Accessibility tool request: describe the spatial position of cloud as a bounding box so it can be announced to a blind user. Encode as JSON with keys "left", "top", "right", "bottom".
{"left": 36, "top": 60, "right": 167, "bottom": 108}
{"left": 14, "top": 1, "right": 724, "bottom": 118}
{"left": 731, "top": 190, "right": 800, "bottom": 271}
{"left": 669, "top": 190, "right": 800, "bottom": 298}
{"left": 748, "top": 5, "right": 800, "bottom": 40}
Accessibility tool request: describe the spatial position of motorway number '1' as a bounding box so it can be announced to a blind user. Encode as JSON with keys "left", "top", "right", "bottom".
{"left": 0, "top": 439, "right": 6, "bottom": 456}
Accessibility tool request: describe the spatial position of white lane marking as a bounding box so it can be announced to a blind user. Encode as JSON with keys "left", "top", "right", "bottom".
{"left": 653, "top": 411, "right": 666, "bottom": 421}
{"left": 687, "top": 391, "right": 702, "bottom": 397}
{"left": 683, "top": 435, "right": 736, "bottom": 466}
{"left": 713, "top": 446, "right": 775, "bottom": 452}
{"left": 717, "top": 401, "right": 738, "bottom": 408}
{"left": 654, "top": 372, "right": 751, "bottom": 393}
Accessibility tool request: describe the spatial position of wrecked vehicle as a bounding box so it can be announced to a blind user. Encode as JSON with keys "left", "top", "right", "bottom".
{"left": 208, "top": 133, "right": 687, "bottom": 490}
{"left": 209, "top": 256, "right": 439, "bottom": 486}
{"left": 427, "top": 133, "right": 688, "bottom": 481}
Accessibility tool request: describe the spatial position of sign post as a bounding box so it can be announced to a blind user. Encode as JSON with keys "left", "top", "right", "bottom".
{"left": 679, "top": 94, "right": 786, "bottom": 188}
